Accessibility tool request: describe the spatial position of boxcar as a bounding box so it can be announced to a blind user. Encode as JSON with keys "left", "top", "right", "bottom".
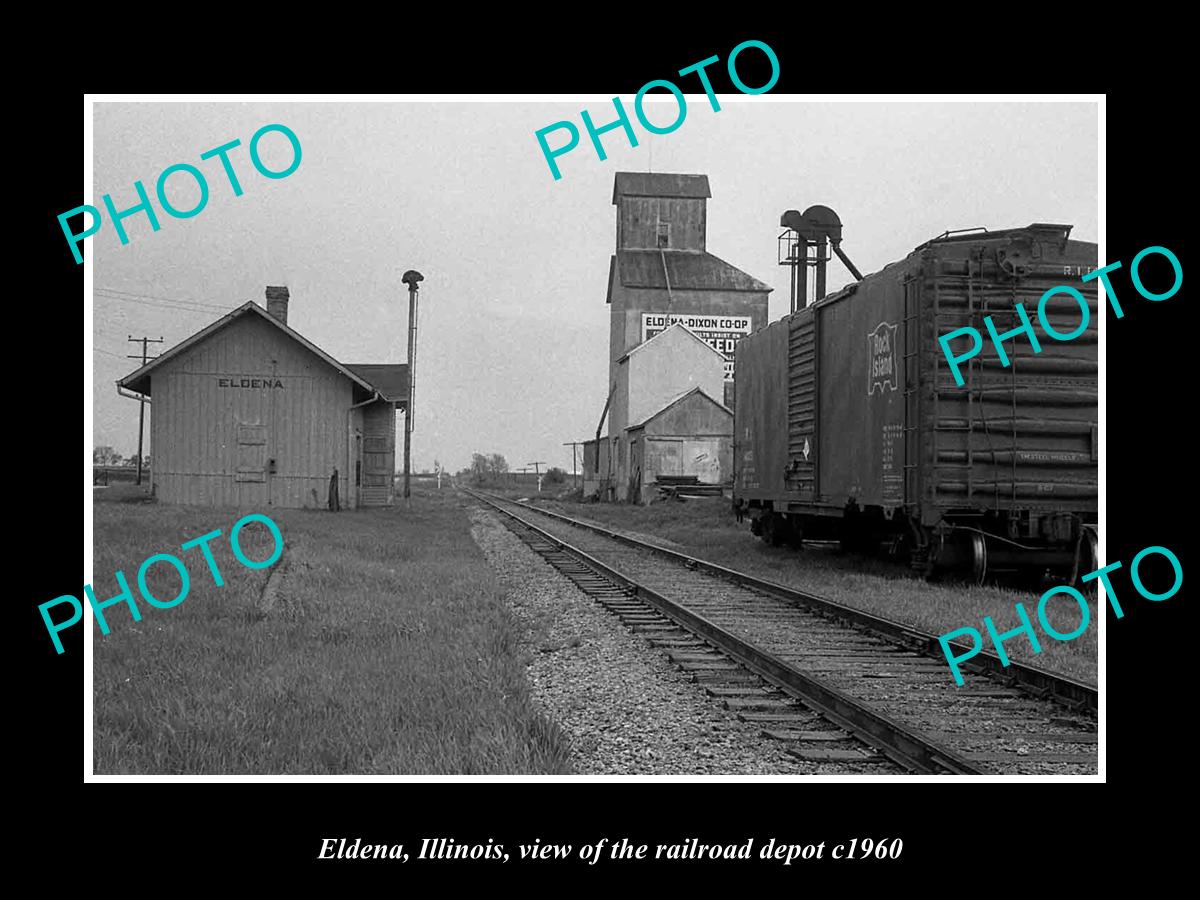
{"left": 733, "top": 224, "right": 1098, "bottom": 582}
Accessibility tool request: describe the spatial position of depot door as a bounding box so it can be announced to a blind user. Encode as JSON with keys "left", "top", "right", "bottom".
{"left": 236, "top": 423, "right": 269, "bottom": 506}
{"left": 360, "top": 402, "right": 396, "bottom": 506}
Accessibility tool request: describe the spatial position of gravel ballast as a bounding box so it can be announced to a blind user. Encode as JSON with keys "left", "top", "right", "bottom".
{"left": 470, "top": 507, "right": 867, "bottom": 776}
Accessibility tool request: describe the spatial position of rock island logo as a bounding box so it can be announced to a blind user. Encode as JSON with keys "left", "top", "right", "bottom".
{"left": 867, "top": 321, "right": 899, "bottom": 396}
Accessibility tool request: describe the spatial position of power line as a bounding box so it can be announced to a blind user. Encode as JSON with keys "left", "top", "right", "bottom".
{"left": 95, "top": 324, "right": 153, "bottom": 354}
{"left": 95, "top": 293, "right": 220, "bottom": 314}
{"left": 94, "top": 292, "right": 233, "bottom": 316}
{"left": 95, "top": 324, "right": 135, "bottom": 341}
{"left": 94, "top": 290, "right": 231, "bottom": 314}
{"left": 93, "top": 294, "right": 226, "bottom": 314}
{"left": 94, "top": 291, "right": 238, "bottom": 318}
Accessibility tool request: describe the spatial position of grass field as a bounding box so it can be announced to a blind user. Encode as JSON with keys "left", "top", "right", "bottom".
{"left": 520, "top": 495, "right": 1098, "bottom": 685}
{"left": 92, "top": 485, "right": 572, "bottom": 774}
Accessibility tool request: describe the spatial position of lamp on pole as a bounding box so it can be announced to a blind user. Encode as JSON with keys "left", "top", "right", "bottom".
{"left": 401, "top": 269, "right": 424, "bottom": 501}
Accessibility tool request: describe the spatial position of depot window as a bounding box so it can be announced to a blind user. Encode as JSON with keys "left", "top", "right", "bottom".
{"left": 656, "top": 222, "right": 670, "bottom": 248}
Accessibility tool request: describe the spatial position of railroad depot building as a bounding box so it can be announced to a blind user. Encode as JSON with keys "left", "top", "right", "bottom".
{"left": 117, "top": 287, "right": 406, "bottom": 509}
{"left": 584, "top": 172, "right": 771, "bottom": 502}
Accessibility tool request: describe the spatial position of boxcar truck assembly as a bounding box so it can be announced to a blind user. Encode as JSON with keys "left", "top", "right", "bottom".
{"left": 733, "top": 222, "right": 1098, "bottom": 583}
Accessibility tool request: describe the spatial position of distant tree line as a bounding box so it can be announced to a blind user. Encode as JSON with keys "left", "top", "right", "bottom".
{"left": 460, "top": 453, "right": 509, "bottom": 486}
{"left": 457, "top": 452, "right": 568, "bottom": 489}
{"left": 94, "top": 446, "right": 150, "bottom": 468}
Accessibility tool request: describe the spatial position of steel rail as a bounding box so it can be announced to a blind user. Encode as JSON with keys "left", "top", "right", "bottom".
{"left": 470, "top": 489, "right": 986, "bottom": 775}
{"left": 474, "top": 490, "right": 1097, "bottom": 713}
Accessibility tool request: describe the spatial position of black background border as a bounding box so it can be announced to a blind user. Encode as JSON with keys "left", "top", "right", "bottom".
{"left": 20, "top": 28, "right": 1187, "bottom": 884}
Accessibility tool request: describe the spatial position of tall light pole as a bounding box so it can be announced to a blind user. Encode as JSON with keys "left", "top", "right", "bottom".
{"left": 401, "top": 269, "right": 424, "bottom": 501}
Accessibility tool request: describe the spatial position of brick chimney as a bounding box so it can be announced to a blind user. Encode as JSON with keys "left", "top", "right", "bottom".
{"left": 265, "top": 285, "right": 289, "bottom": 325}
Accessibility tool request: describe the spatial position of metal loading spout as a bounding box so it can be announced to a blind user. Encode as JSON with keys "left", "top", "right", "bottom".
{"left": 778, "top": 204, "right": 862, "bottom": 311}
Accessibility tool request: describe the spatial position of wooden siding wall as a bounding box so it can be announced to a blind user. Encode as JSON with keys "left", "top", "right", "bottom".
{"left": 642, "top": 392, "right": 732, "bottom": 437}
{"left": 618, "top": 197, "right": 705, "bottom": 251}
{"left": 624, "top": 329, "right": 726, "bottom": 432}
{"left": 150, "top": 314, "right": 353, "bottom": 508}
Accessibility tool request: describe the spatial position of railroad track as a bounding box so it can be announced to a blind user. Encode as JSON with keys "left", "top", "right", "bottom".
{"left": 468, "top": 490, "right": 1098, "bottom": 776}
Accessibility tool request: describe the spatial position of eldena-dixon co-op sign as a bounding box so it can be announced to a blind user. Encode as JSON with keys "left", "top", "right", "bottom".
{"left": 642, "top": 314, "right": 753, "bottom": 381}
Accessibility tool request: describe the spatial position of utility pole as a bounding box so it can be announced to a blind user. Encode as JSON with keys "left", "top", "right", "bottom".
{"left": 127, "top": 335, "right": 164, "bottom": 486}
{"left": 528, "top": 461, "right": 547, "bottom": 493}
{"left": 562, "top": 441, "right": 583, "bottom": 491}
{"left": 401, "top": 270, "right": 424, "bottom": 502}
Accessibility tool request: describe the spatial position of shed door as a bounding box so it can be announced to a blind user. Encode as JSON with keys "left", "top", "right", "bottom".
{"left": 646, "top": 438, "right": 683, "bottom": 478}
{"left": 236, "top": 423, "right": 268, "bottom": 506}
{"left": 681, "top": 440, "right": 722, "bottom": 483}
{"left": 628, "top": 439, "right": 642, "bottom": 500}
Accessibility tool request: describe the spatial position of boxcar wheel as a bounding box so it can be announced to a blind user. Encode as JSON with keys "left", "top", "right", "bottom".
{"left": 1075, "top": 526, "right": 1099, "bottom": 598}
{"left": 969, "top": 532, "right": 989, "bottom": 586}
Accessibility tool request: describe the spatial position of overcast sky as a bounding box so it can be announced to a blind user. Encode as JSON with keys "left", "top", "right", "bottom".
{"left": 91, "top": 99, "right": 1097, "bottom": 473}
